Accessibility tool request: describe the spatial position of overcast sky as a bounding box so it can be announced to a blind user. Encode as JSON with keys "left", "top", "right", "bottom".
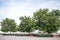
{"left": 0, "top": 0, "right": 60, "bottom": 25}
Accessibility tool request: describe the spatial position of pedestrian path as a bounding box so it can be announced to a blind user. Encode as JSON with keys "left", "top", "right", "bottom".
{"left": 0, "top": 35, "right": 60, "bottom": 40}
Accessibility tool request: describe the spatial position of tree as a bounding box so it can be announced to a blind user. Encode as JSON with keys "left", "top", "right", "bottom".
{"left": 18, "top": 16, "right": 36, "bottom": 35}
{"left": 33, "top": 9, "right": 60, "bottom": 34}
{"left": 1, "top": 18, "right": 17, "bottom": 34}
{"left": 50, "top": 10, "right": 60, "bottom": 16}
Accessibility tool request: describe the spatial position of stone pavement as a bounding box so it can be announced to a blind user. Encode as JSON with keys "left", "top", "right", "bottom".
{"left": 0, "top": 35, "right": 60, "bottom": 40}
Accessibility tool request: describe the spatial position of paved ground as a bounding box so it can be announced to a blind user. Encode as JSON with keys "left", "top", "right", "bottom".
{"left": 0, "top": 35, "right": 60, "bottom": 40}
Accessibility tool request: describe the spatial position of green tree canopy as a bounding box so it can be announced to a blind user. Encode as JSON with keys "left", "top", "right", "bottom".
{"left": 33, "top": 9, "right": 60, "bottom": 33}
{"left": 1, "top": 18, "right": 17, "bottom": 32}
{"left": 18, "top": 16, "right": 36, "bottom": 33}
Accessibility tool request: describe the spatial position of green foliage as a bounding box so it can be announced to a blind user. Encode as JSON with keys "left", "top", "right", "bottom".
{"left": 18, "top": 16, "right": 36, "bottom": 32}
{"left": 0, "top": 8, "right": 60, "bottom": 34}
{"left": 33, "top": 9, "right": 60, "bottom": 33}
{"left": 1, "top": 18, "right": 17, "bottom": 32}
{"left": 50, "top": 10, "right": 60, "bottom": 16}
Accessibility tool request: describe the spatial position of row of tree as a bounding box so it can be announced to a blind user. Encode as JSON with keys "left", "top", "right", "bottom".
{"left": 0, "top": 9, "right": 60, "bottom": 34}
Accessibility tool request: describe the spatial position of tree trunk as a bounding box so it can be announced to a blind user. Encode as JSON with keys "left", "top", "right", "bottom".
{"left": 47, "top": 32, "right": 52, "bottom": 37}
{"left": 29, "top": 32, "right": 31, "bottom": 36}
{"left": 10, "top": 31, "right": 11, "bottom": 35}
